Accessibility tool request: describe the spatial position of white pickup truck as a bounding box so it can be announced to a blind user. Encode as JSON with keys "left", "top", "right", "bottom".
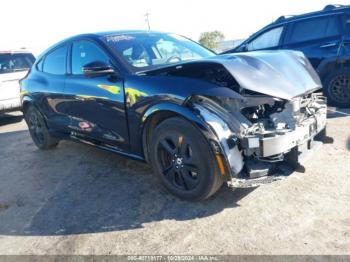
{"left": 0, "top": 51, "right": 35, "bottom": 114}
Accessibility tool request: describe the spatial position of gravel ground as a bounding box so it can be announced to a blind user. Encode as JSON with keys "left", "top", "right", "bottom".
{"left": 0, "top": 109, "right": 349, "bottom": 255}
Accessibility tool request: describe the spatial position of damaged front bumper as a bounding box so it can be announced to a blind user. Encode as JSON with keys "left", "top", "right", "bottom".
{"left": 242, "top": 95, "right": 327, "bottom": 159}
{"left": 191, "top": 93, "right": 328, "bottom": 188}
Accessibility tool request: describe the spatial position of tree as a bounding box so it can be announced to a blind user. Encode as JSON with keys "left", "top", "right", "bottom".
{"left": 198, "top": 31, "right": 225, "bottom": 50}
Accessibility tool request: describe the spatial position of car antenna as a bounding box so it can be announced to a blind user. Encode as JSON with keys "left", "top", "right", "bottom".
{"left": 145, "top": 12, "right": 151, "bottom": 30}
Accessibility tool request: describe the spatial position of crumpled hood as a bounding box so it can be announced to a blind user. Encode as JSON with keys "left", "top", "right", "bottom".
{"left": 212, "top": 50, "right": 322, "bottom": 100}
{"left": 141, "top": 50, "right": 322, "bottom": 101}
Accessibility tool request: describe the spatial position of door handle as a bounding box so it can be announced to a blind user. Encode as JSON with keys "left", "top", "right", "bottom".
{"left": 320, "top": 42, "right": 338, "bottom": 48}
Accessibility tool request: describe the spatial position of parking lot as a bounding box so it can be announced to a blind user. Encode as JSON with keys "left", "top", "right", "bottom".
{"left": 0, "top": 109, "right": 349, "bottom": 255}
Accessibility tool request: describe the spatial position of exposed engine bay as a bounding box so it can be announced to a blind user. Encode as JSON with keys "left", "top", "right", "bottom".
{"left": 189, "top": 92, "right": 327, "bottom": 186}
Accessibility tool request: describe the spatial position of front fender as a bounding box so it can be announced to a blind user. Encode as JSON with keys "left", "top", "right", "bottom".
{"left": 141, "top": 102, "right": 203, "bottom": 126}
{"left": 316, "top": 56, "right": 350, "bottom": 80}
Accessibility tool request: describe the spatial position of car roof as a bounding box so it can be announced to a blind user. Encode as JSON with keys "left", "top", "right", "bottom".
{"left": 37, "top": 30, "right": 169, "bottom": 59}
{"left": 35, "top": 30, "right": 180, "bottom": 75}
{"left": 95, "top": 30, "right": 167, "bottom": 37}
{"left": 65, "top": 30, "right": 168, "bottom": 41}
{"left": 267, "top": 4, "right": 350, "bottom": 29}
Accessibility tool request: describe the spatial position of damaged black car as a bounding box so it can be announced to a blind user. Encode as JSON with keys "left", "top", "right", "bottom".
{"left": 20, "top": 31, "right": 328, "bottom": 200}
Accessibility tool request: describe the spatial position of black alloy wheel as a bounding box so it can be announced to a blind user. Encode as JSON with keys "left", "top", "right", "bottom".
{"left": 24, "top": 106, "right": 59, "bottom": 149}
{"left": 329, "top": 75, "right": 350, "bottom": 105}
{"left": 149, "top": 117, "right": 223, "bottom": 201}
{"left": 324, "top": 68, "right": 350, "bottom": 108}
{"left": 157, "top": 133, "right": 200, "bottom": 191}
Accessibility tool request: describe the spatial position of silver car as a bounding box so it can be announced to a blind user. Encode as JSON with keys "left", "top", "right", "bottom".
{"left": 0, "top": 51, "right": 35, "bottom": 113}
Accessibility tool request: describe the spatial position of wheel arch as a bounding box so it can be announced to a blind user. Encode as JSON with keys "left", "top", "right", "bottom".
{"left": 141, "top": 102, "right": 208, "bottom": 163}
{"left": 21, "top": 95, "right": 34, "bottom": 113}
{"left": 317, "top": 56, "right": 350, "bottom": 82}
{"left": 140, "top": 101, "right": 236, "bottom": 180}
{"left": 21, "top": 96, "right": 51, "bottom": 129}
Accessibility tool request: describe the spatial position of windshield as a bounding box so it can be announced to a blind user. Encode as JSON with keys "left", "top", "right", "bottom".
{"left": 0, "top": 53, "right": 35, "bottom": 74}
{"left": 101, "top": 32, "right": 215, "bottom": 71}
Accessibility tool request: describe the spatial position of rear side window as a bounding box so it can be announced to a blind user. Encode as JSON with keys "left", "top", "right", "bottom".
{"left": 247, "top": 26, "right": 283, "bottom": 51}
{"left": 43, "top": 45, "right": 67, "bottom": 75}
{"left": 71, "top": 41, "right": 109, "bottom": 75}
{"left": 287, "top": 16, "right": 340, "bottom": 44}
{"left": 0, "top": 53, "right": 35, "bottom": 74}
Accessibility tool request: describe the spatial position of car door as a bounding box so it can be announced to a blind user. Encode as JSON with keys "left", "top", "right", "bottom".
{"left": 34, "top": 45, "right": 71, "bottom": 133}
{"left": 63, "top": 39, "right": 129, "bottom": 149}
{"left": 282, "top": 15, "right": 342, "bottom": 69}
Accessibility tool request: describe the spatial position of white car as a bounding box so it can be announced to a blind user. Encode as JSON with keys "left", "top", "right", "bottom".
{"left": 0, "top": 50, "right": 35, "bottom": 113}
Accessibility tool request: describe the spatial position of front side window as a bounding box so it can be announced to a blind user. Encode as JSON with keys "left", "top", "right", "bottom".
{"left": 71, "top": 41, "right": 110, "bottom": 75}
{"left": 247, "top": 26, "right": 283, "bottom": 51}
{"left": 101, "top": 33, "right": 214, "bottom": 71}
{"left": 43, "top": 45, "right": 67, "bottom": 75}
{"left": 287, "top": 16, "right": 340, "bottom": 44}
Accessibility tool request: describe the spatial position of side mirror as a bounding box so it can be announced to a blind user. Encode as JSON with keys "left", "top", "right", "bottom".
{"left": 82, "top": 61, "right": 116, "bottom": 78}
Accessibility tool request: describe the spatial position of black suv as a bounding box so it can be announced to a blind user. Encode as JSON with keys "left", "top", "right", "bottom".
{"left": 224, "top": 4, "right": 350, "bottom": 108}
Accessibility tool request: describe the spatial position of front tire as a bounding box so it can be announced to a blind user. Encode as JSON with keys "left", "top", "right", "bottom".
{"left": 149, "top": 117, "right": 223, "bottom": 201}
{"left": 24, "top": 105, "right": 59, "bottom": 149}
{"left": 323, "top": 68, "right": 350, "bottom": 108}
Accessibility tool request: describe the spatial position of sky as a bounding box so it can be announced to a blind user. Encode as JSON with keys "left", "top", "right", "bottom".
{"left": 1, "top": 0, "right": 350, "bottom": 55}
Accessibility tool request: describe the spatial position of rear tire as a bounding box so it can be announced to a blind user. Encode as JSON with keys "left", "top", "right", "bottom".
{"left": 323, "top": 68, "right": 350, "bottom": 108}
{"left": 149, "top": 117, "right": 223, "bottom": 201}
{"left": 24, "top": 105, "right": 59, "bottom": 149}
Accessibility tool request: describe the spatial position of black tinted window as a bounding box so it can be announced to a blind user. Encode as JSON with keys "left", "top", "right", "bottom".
{"left": 288, "top": 16, "right": 340, "bottom": 43}
{"left": 0, "top": 53, "right": 35, "bottom": 74}
{"left": 43, "top": 45, "right": 67, "bottom": 75}
{"left": 72, "top": 41, "right": 109, "bottom": 75}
